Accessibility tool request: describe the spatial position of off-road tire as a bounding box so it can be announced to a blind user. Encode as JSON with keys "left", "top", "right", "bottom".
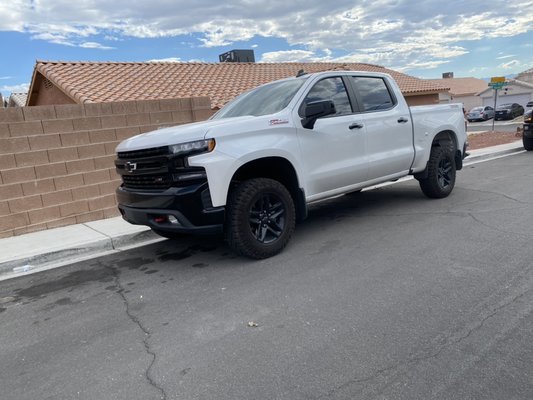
{"left": 226, "top": 178, "right": 295, "bottom": 259}
{"left": 418, "top": 145, "right": 456, "bottom": 198}
{"left": 523, "top": 135, "right": 533, "bottom": 151}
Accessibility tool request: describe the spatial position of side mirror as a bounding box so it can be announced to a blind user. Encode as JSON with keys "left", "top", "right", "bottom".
{"left": 301, "top": 100, "right": 336, "bottom": 129}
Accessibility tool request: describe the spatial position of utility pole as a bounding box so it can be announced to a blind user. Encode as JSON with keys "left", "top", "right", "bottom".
{"left": 492, "top": 88, "right": 498, "bottom": 132}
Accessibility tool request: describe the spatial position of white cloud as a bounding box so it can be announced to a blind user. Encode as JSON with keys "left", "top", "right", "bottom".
{"left": 0, "top": 1, "right": 532, "bottom": 72}
{"left": 0, "top": 76, "right": 12, "bottom": 80}
{"left": 261, "top": 50, "right": 319, "bottom": 63}
{"left": 79, "top": 41, "right": 115, "bottom": 49}
{"left": 499, "top": 59, "right": 521, "bottom": 69}
{"left": 0, "top": 82, "right": 30, "bottom": 94}
{"left": 496, "top": 55, "right": 516, "bottom": 60}
{"left": 148, "top": 57, "right": 182, "bottom": 62}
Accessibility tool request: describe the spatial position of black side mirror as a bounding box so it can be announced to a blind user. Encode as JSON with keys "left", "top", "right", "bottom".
{"left": 301, "top": 100, "right": 336, "bottom": 129}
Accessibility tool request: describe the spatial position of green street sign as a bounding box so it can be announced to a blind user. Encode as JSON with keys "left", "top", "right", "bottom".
{"left": 489, "top": 82, "right": 503, "bottom": 90}
{"left": 488, "top": 82, "right": 506, "bottom": 90}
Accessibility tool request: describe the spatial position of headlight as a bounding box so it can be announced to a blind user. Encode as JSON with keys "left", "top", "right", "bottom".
{"left": 169, "top": 139, "right": 216, "bottom": 156}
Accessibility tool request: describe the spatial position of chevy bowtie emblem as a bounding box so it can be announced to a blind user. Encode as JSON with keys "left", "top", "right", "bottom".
{"left": 125, "top": 162, "right": 137, "bottom": 172}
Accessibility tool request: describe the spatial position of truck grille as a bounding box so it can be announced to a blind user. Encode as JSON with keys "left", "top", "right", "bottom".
{"left": 117, "top": 146, "right": 169, "bottom": 159}
{"left": 115, "top": 146, "right": 207, "bottom": 190}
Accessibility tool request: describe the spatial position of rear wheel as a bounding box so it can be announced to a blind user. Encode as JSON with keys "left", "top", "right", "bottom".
{"left": 523, "top": 135, "right": 533, "bottom": 151}
{"left": 418, "top": 145, "right": 456, "bottom": 198}
{"left": 226, "top": 178, "right": 296, "bottom": 259}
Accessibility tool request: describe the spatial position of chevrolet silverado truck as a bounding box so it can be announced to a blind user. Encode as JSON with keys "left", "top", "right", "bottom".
{"left": 115, "top": 71, "right": 468, "bottom": 259}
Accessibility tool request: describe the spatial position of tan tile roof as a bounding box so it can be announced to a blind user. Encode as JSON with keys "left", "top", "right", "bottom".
{"left": 8, "top": 92, "right": 28, "bottom": 107}
{"left": 426, "top": 77, "right": 488, "bottom": 97}
{"left": 32, "top": 61, "right": 448, "bottom": 109}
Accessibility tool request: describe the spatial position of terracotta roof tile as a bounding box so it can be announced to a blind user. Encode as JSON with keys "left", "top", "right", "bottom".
{"left": 33, "top": 61, "right": 448, "bottom": 109}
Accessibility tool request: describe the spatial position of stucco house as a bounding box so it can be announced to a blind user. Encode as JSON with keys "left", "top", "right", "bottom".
{"left": 426, "top": 77, "right": 488, "bottom": 111}
{"left": 477, "top": 79, "right": 533, "bottom": 109}
{"left": 26, "top": 61, "right": 448, "bottom": 109}
{"left": 516, "top": 67, "right": 533, "bottom": 84}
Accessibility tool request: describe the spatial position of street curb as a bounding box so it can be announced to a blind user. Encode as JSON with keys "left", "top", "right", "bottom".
{"left": 465, "top": 141, "right": 525, "bottom": 164}
{"left": 0, "top": 228, "right": 161, "bottom": 277}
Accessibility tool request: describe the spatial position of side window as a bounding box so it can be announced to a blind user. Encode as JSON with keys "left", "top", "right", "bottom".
{"left": 301, "top": 77, "right": 352, "bottom": 116}
{"left": 350, "top": 76, "right": 395, "bottom": 112}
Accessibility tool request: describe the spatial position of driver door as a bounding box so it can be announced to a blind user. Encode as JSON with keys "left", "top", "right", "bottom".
{"left": 296, "top": 76, "right": 368, "bottom": 197}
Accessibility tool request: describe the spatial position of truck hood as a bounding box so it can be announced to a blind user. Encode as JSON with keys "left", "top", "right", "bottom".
{"left": 115, "top": 116, "right": 256, "bottom": 152}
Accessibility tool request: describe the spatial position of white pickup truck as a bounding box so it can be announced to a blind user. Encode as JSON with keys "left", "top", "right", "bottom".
{"left": 115, "top": 70, "right": 468, "bottom": 258}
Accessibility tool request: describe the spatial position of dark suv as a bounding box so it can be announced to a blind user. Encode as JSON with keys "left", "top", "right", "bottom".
{"left": 495, "top": 103, "right": 524, "bottom": 120}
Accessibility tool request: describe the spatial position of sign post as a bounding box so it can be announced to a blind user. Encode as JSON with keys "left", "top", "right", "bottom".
{"left": 488, "top": 77, "right": 508, "bottom": 132}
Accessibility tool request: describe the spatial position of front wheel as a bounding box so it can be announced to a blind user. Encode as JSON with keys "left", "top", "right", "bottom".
{"left": 226, "top": 178, "right": 296, "bottom": 259}
{"left": 524, "top": 135, "right": 533, "bottom": 151}
{"left": 418, "top": 145, "right": 456, "bottom": 198}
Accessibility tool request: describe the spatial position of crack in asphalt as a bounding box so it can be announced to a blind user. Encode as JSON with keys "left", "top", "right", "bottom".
{"left": 107, "top": 265, "right": 168, "bottom": 400}
{"left": 459, "top": 187, "right": 532, "bottom": 205}
{"left": 467, "top": 212, "right": 532, "bottom": 238}
{"left": 317, "top": 287, "right": 531, "bottom": 399}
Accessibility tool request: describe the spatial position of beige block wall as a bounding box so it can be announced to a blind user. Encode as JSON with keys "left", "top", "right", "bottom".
{"left": 0, "top": 97, "right": 215, "bottom": 239}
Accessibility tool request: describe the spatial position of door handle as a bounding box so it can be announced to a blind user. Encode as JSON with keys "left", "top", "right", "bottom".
{"left": 349, "top": 122, "right": 364, "bottom": 130}
{"left": 398, "top": 117, "right": 409, "bottom": 123}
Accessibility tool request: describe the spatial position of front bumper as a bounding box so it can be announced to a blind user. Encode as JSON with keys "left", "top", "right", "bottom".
{"left": 116, "top": 183, "right": 224, "bottom": 235}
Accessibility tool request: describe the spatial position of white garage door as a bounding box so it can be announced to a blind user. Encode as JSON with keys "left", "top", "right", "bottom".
{"left": 483, "top": 93, "right": 531, "bottom": 108}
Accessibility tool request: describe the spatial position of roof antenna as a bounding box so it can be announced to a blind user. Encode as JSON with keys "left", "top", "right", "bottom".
{"left": 296, "top": 69, "right": 307, "bottom": 77}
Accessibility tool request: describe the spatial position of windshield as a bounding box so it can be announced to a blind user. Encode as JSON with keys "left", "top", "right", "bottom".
{"left": 212, "top": 78, "right": 307, "bottom": 119}
{"left": 470, "top": 107, "right": 483, "bottom": 112}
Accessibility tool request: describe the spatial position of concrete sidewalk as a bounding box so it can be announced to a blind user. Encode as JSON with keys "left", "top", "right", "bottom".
{"left": 0, "top": 140, "right": 526, "bottom": 281}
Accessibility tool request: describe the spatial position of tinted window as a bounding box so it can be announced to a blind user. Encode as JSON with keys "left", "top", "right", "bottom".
{"left": 350, "top": 76, "right": 395, "bottom": 111}
{"left": 302, "top": 77, "right": 352, "bottom": 116}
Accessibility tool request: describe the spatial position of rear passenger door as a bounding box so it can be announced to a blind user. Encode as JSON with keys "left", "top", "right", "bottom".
{"left": 347, "top": 76, "right": 414, "bottom": 180}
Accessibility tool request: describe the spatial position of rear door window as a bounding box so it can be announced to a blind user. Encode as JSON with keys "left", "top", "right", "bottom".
{"left": 348, "top": 76, "right": 396, "bottom": 112}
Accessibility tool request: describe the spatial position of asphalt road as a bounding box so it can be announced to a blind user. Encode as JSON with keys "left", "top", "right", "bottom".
{"left": 467, "top": 117, "right": 523, "bottom": 133}
{"left": 1, "top": 152, "right": 533, "bottom": 400}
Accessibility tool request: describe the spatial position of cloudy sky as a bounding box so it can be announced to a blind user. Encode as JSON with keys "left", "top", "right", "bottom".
{"left": 1, "top": 0, "right": 533, "bottom": 97}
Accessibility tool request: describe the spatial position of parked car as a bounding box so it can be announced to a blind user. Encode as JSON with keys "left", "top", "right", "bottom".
{"left": 466, "top": 106, "right": 494, "bottom": 122}
{"left": 495, "top": 103, "right": 524, "bottom": 120}
{"left": 525, "top": 101, "right": 533, "bottom": 113}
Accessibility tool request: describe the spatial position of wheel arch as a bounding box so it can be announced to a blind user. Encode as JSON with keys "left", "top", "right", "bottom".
{"left": 432, "top": 129, "right": 464, "bottom": 171}
{"left": 415, "top": 129, "right": 461, "bottom": 180}
{"left": 228, "top": 156, "right": 307, "bottom": 222}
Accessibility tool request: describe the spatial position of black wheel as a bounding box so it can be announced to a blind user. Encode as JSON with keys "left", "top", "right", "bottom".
{"left": 418, "top": 145, "right": 456, "bottom": 198}
{"left": 226, "top": 178, "right": 295, "bottom": 259}
{"left": 524, "top": 135, "right": 533, "bottom": 151}
{"left": 152, "top": 229, "right": 184, "bottom": 239}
